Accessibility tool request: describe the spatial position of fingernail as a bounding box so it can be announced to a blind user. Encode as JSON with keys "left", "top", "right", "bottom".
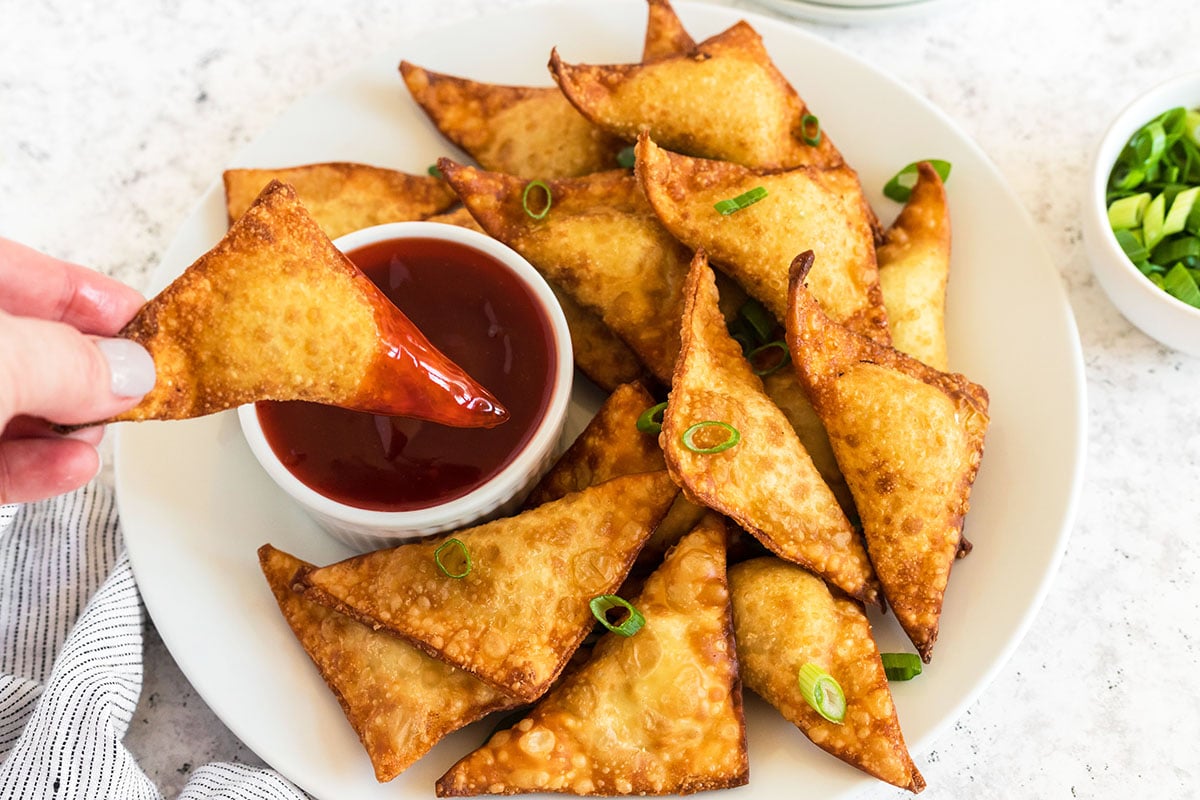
{"left": 95, "top": 338, "right": 156, "bottom": 398}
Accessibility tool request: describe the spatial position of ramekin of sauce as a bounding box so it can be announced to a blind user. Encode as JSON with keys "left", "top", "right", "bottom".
{"left": 238, "top": 221, "right": 573, "bottom": 550}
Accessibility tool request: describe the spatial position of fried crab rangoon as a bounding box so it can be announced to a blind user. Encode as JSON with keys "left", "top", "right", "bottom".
{"left": 96, "top": 180, "right": 506, "bottom": 428}
{"left": 436, "top": 515, "right": 748, "bottom": 797}
{"left": 222, "top": 162, "right": 457, "bottom": 240}
{"left": 660, "top": 251, "right": 879, "bottom": 606}
{"left": 786, "top": 251, "right": 989, "bottom": 660}
{"left": 258, "top": 545, "right": 518, "bottom": 782}
{"left": 729, "top": 557, "right": 925, "bottom": 793}
{"left": 301, "top": 471, "right": 680, "bottom": 703}
{"left": 551, "top": 20, "right": 842, "bottom": 170}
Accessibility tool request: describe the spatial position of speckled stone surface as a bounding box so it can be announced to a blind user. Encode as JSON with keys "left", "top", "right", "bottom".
{"left": 3, "top": 0, "right": 1200, "bottom": 797}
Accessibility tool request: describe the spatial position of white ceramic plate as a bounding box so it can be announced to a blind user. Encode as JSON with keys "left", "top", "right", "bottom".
{"left": 750, "top": 0, "right": 962, "bottom": 25}
{"left": 116, "top": 2, "right": 1086, "bottom": 798}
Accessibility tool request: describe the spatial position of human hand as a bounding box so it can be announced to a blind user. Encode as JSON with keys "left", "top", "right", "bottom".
{"left": 1, "top": 237, "right": 155, "bottom": 504}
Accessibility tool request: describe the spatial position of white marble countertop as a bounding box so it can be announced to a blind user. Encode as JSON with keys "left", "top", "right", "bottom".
{"left": 4, "top": 0, "right": 1199, "bottom": 797}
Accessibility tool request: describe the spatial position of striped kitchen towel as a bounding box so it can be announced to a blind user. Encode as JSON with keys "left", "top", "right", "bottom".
{"left": 0, "top": 485, "right": 306, "bottom": 799}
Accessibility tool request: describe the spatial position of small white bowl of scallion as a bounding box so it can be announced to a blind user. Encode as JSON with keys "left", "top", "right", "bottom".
{"left": 1085, "top": 71, "right": 1200, "bottom": 355}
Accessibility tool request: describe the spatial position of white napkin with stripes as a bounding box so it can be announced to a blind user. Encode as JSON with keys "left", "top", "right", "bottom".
{"left": 0, "top": 486, "right": 306, "bottom": 799}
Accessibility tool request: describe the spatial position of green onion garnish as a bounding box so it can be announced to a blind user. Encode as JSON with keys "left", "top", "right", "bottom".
{"left": 747, "top": 340, "right": 790, "bottom": 376}
{"left": 797, "top": 663, "right": 845, "bottom": 724}
{"left": 636, "top": 401, "right": 668, "bottom": 434}
{"left": 522, "top": 180, "right": 553, "bottom": 220}
{"left": 738, "top": 298, "right": 775, "bottom": 342}
{"left": 681, "top": 421, "right": 740, "bottom": 454}
{"left": 714, "top": 186, "right": 768, "bottom": 215}
{"left": 1163, "top": 262, "right": 1200, "bottom": 308}
{"left": 616, "top": 145, "right": 637, "bottom": 169}
{"left": 880, "top": 652, "right": 923, "bottom": 682}
{"left": 883, "top": 159, "right": 952, "bottom": 203}
{"left": 434, "top": 538, "right": 471, "bottom": 578}
{"left": 801, "top": 114, "right": 821, "bottom": 147}
{"left": 428, "top": 164, "right": 443, "bottom": 178}
{"left": 589, "top": 595, "right": 645, "bottom": 637}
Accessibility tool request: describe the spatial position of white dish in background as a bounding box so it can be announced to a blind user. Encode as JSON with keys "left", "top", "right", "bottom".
{"left": 115, "top": 2, "right": 1086, "bottom": 799}
{"left": 751, "top": 0, "right": 963, "bottom": 25}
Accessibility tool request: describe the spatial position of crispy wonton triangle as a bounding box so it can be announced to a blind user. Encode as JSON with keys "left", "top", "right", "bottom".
{"left": 302, "top": 471, "right": 679, "bottom": 703}
{"left": 257, "top": 545, "right": 517, "bottom": 782}
{"left": 636, "top": 135, "right": 888, "bottom": 344}
{"left": 551, "top": 20, "right": 841, "bottom": 170}
{"left": 104, "top": 180, "right": 506, "bottom": 427}
{"left": 440, "top": 161, "right": 692, "bottom": 384}
{"left": 642, "top": 0, "right": 697, "bottom": 61}
{"left": 437, "top": 515, "right": 748, "bottom": 797}
{"left": 786, "top": 251, "right": 989, "bottom": 660}
{"left": 877, "top": 161, "right": 952, "bottom": 371}
{"left": 660, "top": 251, "right": 879, "bottom": 605}
{"left": 222, "top": 162, "right": 457, "bottom": 240}
{"left": 729, "top": 557, "right": 925, "bottom": 793}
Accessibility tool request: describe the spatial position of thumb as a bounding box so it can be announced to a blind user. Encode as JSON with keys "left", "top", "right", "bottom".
{"left": 0, "top": 312, "right": 156, "bottom": 427}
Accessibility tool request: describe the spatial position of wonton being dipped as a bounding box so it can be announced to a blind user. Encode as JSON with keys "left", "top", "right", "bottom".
{"left": 257, "top": 545, "right": 518, "bottom": 782}
{"left": 729, "top": 557, "right": 925, "bottom": 793}
{"left": 786, "top": 251, "right": 989, "bottom": 661}
{"left": 437, "top": 515, "right": 748, "bottom": 797}
{"left": 97, "top": 180, "right": 506, "bottom": 428}
{"left": 660, "top": 251, "right": 878, "bottom": 606}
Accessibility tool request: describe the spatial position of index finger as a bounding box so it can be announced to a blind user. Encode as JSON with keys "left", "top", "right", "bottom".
{"left": 0, "top": 237, "right": 145, "bottom": 335}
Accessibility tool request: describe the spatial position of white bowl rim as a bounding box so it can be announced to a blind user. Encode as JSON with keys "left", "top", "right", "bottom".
{"left": 237, "top": 220, "right": 574, "bottom": 534}
{"left": 1089, "top": 70, "right": 1200, "bottom": 322}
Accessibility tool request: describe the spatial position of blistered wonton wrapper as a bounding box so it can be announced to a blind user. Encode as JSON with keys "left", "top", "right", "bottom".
{"left": 101, "top": 180, "right": 505, "bottom": 428}
{"left": 222, "top": 162, "right": 456, "bottom": 240}
{"left": 439, "top": 161, "right": 692, "bottom": 384}
{"left": 786, "top": 252, "right": 989, "bottom": 660}
{"left": 636, "top": 135, "right": 888, "bottom": 344}
{"left": 551, "top": 20, "right": 840, "bottom": 170}
{"left": 437, "top": 515, "right": 748, "bottom": 797}
{"left": 641, "top": 0, "right": 697, "bottom": 61}
{"left": 258, "top": 545, "right": 518, "bottom": 782}
{"left": 660, "top": 251, "right": 878, "bottom": 605}
{"left": 877, "top": 161, "right": 952, "bottom": 371}
{"left": 426, "top": 207, "right": 649, "bottom": 391}
{"left": 729, "top": 557, "right": 925, "bottom": 793}
{"left": 302, "top": 471, "right": 679, "bottom": 703}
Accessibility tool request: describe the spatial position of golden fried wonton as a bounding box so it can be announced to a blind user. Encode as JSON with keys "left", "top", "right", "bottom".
{"left": 102, "top": 180, "right": 506, "bottom": 428}
{"left": 436, "top": 515, "right": 748, "bottom": 797}
{"left": 877, "top": 162, "right": 952, "bottom": 371}
{"left": 551, "top": 20, "right": 841, "bottom": 170}
{"left": 222, "top": 162, "right": 457, "bottom": 240}
{"left": 786, "top": 252, "right": 989, "bottom": 660}
{"left": 642, "top": 0, "right": 697, "bottom": 61}
{"left": 729, "top": 557, "right": 925, "bottom": 793}
{"left": 636, "top": 135, "right": 888, "bottom": 344}
{"left": 439, "top": 160, "right": 692, "bottom": 384}
{"left": 302, "top": 471, "right": 680, "bottom": 703}
{"left": 257, "top": 545, "right": 517, "bottom": 782}
{"left": 660, "top": 251, "right": 879, "bottom": 605}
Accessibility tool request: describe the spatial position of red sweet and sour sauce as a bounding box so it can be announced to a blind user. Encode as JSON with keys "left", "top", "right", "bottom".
{"left": 256, "top": 236, "right": 555, "bottom": 511}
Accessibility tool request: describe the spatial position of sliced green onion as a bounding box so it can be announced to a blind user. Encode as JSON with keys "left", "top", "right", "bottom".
{"left": 882, "top": 159, "right": 952, "bottom": 202}
{"left": 1152, "top": 235, "right": 1200, "bottom": 267}
{"left": 428, "top": 164, "right": 443, "bottom": 178}
{"left": 636, "top": 401, "right": 668, "bottom": 434}
{"left": 747, "top": 340, "right": 790, "bottom": 376}
{"left": 522, "top": 180, "right": 553, "bottom": 220}
{"left": 681, "top": 421, "right": 740, "bottom": 454}
{"left": 1164, "top": 186, "right": 1200, "bottom": 236}
{"left": 1107, "top": 192, "right": 1151, "bottom": 229}
{"left": 1163, "top": 262, "right": 1200, "bottom": 308}
{"left": 797, "top": 663, "right": 845, "bottom": 724}
{"left": 1143, "top": 192, "right": 1168, "bottom": 250}
{"left": 434, "top": 538, "right": 472, "bottom": 578}
{"left": 714, "top": 186, "right": 768, "bottom": 215}
{"left": 880, "top": 652, "right": 923, "bottom": 682}
{"left": 589, "top": 595, "right": 645, "bottom": 637}
{"left": 738, "top": 298, "right": 775, "bottom": 342}
{"left": 616, "top": 145, "right": 637, "bottom": 169}
{"left": 801, "top": 114, "right": 821, "bottom": 147}
{"left": 1113, "top": 228, "right": 1149, "bottom": 262}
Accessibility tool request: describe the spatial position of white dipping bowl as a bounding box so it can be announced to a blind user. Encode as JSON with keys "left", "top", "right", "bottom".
{"left": 238, "top": 221, "right": 573, "bottom": 550}
{"left": 1084, "top": 71, "right": 1200, "bottom": 355}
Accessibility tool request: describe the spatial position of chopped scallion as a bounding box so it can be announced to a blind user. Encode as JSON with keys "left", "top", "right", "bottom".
{"left": 522, "top": 180, "right": 553, "bottom": 220}
{"left": 714, "top": 186, "right": 768, "bottom": 215}
{"left": 434, "top": 538, "right": 471, "bottom": 578}
{"left": 880, "top": 652, "right": 923, "bottom": 682}
{"left": 797, "top": 663, "right": 845, "bottom": 724}
{"left": 801, "top": 114, "right": 821, "bottom": 147}
{"left": 883, "top": 159, "right": 952, "bottom": 203}
{"left": 747, "top": 340, "right": 790, "bottom": 376}
{"left": 428, "top": 164, "right": 443, "bottom": 178}
{"left": 1163, "top": 262, "right": 1200, "bottom": 308}
{"left": 589, "top": 595, "right": 645, "bottom": 637}
{"left": 681, "top": 421, "right": 740, "bottom": 454}
{"left": 616, "top": 146, "right": 637, "bottom": 169}
{"left": 636, "top": 401, "right": 668, "bottom": 435}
